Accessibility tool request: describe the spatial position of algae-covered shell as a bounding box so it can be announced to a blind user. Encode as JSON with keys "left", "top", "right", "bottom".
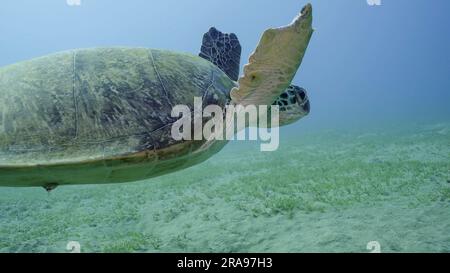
{"left": 0, "top": 48, "right": 234, "bottom": 187}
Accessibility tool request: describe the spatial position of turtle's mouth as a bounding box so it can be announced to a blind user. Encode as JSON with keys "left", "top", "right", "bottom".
{"left": 295, "top": 88, "right": 310, "bottom": 114}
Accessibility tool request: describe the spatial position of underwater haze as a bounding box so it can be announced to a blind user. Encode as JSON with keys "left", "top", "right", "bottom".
{"left": 0, "top": 0, "right": 449, "bottom": 252}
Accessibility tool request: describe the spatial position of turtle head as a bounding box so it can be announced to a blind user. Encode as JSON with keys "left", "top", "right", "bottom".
{"left": 273, "top": 85, "right": 310, "bottom": 126}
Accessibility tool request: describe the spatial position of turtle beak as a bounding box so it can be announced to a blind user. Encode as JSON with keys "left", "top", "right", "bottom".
{"left": 303, "top": 99, "right": 310, "bottom": 114}
{"left": 295, "top": 88, "right": 310, "bottom": 115}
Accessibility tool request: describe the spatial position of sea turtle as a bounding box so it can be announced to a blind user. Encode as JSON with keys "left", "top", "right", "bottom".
{"left": 0, "top": 4, "right": 313, "bottom": 190}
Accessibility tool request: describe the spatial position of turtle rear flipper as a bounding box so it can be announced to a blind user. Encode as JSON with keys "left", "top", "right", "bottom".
{"left": 199, "top": 27, "right": 241, "bottom": 81}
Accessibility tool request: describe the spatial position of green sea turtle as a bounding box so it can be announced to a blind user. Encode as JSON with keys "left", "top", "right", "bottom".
{"left": 0, "top": 4, "right": 313, "bottom": 189}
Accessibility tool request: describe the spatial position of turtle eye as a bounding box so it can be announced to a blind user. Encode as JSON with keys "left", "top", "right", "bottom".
{"left": 303, "top": 100, "right": 310, "bottom": 113}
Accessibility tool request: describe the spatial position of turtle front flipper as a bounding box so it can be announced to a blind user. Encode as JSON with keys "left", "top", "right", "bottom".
{"left": 199, "top": 27, "right": 242, "bottom": 81}
{"left": 230, "top": 3, "right": 313, "bottom": 107}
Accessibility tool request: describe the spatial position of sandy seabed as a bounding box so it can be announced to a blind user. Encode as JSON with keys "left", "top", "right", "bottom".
{"left": 0, "top": 122, "right": 449, "bottom": 253}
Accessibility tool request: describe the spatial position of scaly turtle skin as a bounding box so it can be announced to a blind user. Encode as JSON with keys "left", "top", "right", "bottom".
{"left": 0, "top": 3, "right": 313, "bottom": 189}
